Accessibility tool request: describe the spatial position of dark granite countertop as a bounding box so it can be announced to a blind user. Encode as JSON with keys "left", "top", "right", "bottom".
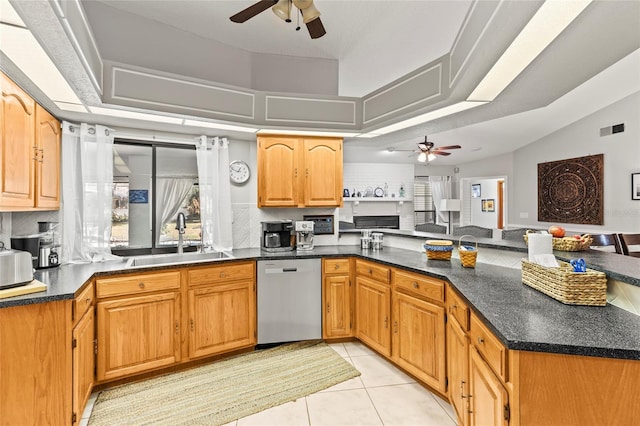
{"left": 339, "top": 228, "right": 640, "bottom": 287}
{"left": 2, "top": 246, "right": 639, "bottom": 361}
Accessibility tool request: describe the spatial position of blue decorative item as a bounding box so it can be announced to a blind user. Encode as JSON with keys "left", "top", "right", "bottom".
{"left": 570, "top": 258, "right": 586, "bottom": 272}
{"left": 129, "top": 189, "right": 149, "bottom": 204}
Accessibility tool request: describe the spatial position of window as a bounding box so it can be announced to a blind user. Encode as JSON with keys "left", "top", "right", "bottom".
{"left": 414, "top": 177, "right": 436, "bottom": 226}
{"left": 111, "top": 141, "right": 199, "bottom": 255}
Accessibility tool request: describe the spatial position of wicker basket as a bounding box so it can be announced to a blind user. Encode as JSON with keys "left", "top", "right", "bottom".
{"left": 521, "top": 259, "right": 606, "bottom": 306}
{"left": 524, "top": 230, "right": 593, "bottom": 252}
{"left": 424, "top": 240, "right": 453, "bottom": 261}
{"left": 458, "top": 235, "right": 478, "bottom": 268}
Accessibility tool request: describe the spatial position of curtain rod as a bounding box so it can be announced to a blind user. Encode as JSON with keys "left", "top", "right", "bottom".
{"left": 66, "top": 123, "right": 115, "bottom": 136}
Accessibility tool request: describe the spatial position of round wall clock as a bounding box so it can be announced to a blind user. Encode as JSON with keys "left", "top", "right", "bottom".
{"left": 229, "top": 160, "right": 251, "bottom": 184}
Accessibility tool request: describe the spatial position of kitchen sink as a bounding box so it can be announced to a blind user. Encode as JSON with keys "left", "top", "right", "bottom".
{"left": 125, "top": 251, "right": 234, "bottom": 268}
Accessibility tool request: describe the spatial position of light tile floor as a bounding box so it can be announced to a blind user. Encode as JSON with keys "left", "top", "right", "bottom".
{"left": 81, "top": 341, "right": 457, "bottom": 426}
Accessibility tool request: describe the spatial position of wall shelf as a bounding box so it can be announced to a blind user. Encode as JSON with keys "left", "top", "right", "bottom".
{"left": 343, "top": 197, "right": 412, "bottom": 202}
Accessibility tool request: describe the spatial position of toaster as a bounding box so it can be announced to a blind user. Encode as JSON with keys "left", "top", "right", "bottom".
{"left": 0, "top": 249, "right": 34, "bottom": 290}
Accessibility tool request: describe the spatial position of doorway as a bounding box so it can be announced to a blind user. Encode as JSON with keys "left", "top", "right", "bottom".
{"left": 459, "top": 176, "right": 507, "bottom": 229}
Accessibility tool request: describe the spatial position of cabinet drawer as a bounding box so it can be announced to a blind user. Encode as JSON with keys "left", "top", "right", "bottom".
{"left": 469, "top": 313, "right": 507, "bottom": 381}
{"left": 324, "top": 258, "right": 350, "bottom": 275}
{"left": 96, "top": 271, "right": 180, "bottom": 298}
{"left": 355, "top": 260, "right": 390, "bottom": 284}
{"left": 393, "top": 270, "right": 444, "bottom": 303}
{"left": 188, "top": 261, "right": 254, "bottom": 286}
{"left": 447, "top": 287, "right": 469, "bottom": 330}
{"left": 73, "top": 281, "right": 94, "bottom": 325}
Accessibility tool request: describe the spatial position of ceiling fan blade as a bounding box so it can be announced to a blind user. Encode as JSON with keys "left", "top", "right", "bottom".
{"left": 432, "top": 151, "right": 452, "bottom": 156}
{"left": 305, "top": 17, "right": 326, "bottom": 39}
{"left": 230, "top": 0, "right": 276, "bottom": 23}
{"left": 432, "top": 145, "right": 461, "bottom": 150}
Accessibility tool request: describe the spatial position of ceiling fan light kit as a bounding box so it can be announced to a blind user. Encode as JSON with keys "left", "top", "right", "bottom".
{"left": 231, "top": 0, "right": 326, "bottom": 39}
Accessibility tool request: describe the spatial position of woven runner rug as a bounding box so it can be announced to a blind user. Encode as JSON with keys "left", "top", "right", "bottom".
{"left": 88, "top": 340, "right": 360, "bottom": 426}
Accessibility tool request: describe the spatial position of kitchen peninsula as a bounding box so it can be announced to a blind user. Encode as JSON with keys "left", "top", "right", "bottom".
{"left": 1, "top": 242, "right": 639, "bottom": 425}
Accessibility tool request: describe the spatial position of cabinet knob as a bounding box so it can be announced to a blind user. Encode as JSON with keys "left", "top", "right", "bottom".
{"left": 327, "top": 303, "right": 330, "bottom": 313}
{"left": 413, "top": 282, "right": 419, "bottom": 289}
{"left": 368, "top": 269, "right": 373, "bottom": 274}
{"left": 138, "top": 282, "right": 145, "bottom": 289}
{"left": 334, "top": 264, "right": 340, "bottom": 270}
{"left": 477, "top": 337, "right": 484, "bottom": 345}
{"left": 85, "top": 298, "right": 91, "bottom": 304}
{"left": 393, "top": 320, "right": 398, "bottom": 333}
{"left": 384, "top": 316, "right": 388, "bottom": 329}
{"left": 219, "top": 272, "right": 226, "bottom": 278}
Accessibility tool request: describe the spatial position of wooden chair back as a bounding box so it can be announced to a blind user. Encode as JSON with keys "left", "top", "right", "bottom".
{"left": 590, "top": 233, "right": 623, "bottom": 254}
{"left": 619, "top": 233, "right": 640, "bottom": 257}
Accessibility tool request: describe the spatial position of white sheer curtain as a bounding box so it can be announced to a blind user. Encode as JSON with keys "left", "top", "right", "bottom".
{"left": 196, "top": 136, "right": 233, "bottom": 251}
{"left": 60, "top": 122, "right": 118, "bottom": 263}
{"left": 429, "top": 176, "right": 453, "bottom": 224}
{"left": 155, "top": 177, "right": 195, "bottom": 245}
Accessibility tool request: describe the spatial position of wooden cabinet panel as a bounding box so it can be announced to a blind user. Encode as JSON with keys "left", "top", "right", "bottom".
{"left": 0, "top": 301, "right": 71, "bottom": 425}
{"left": 469, "top": 313, "right": 507, "bottom": 381}
{"left": 302, "top": 138, "right": 343, "bottom": 207}
{"left": 0, "top": 72, "right": 36, "bottom": 209}
{"left": 393, "top": 269, "right": 445, "bottom": 303}
{"left": 355, "top": 276, "right": 391, "bottom": 357}
{"left": 257, "top": 135, "right": 343, "bottom": 208}
{"left": 323, "top": 258, "right": 350, "bottom": 275}
{"left": 188, "top": 262, "right": 254, "bottom": 287}
{"left": 73, "top": 281, "right": 94, "bottom": 327}
{"left": 323, "top": 274, "right": 352, "bottom": 338}
{"left": 72, "top": 308, "right": 95, "bottom": 424}
{"left": 392, "top": 291, "right": 446, "bottom": 393}
{"left": 188, "top": 281, "right": 256, "bottom": 359}
{"left": 469, "top": 347, "right": 509, "bottom": 426}
{"left": 35, "top": 104, "right": 60, "bottom": 209}
{"left": 257, "top": 136, "right": 300, "bottom": 207}
{"left": 447, "top": 313, "right": 469, "bottom": 426}
{"left": 97, "top": 292, "right": 181, "bottom": 381}
{"left": 96, "top": 270, "right": 180, "bottom": 298}
{"left": 355, "top": 259, "right": 390, "bottom": 284}
{"left": 447, "top": 287, "right": 470, "bottom": 330}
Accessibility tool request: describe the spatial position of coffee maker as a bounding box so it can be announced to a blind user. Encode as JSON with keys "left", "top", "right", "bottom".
{"left": 261, "top": 221, "right": 294, "bottom": 252}
{"left": 10, "top": 221, "right": 60, "bottom": 269}
{"left": 295, "top": 221, "right": 314, "bottom": 251}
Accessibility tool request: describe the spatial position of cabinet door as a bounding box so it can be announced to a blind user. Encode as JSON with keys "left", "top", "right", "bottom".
{"left": 257, "top": 136, "right": 300, "bottom": 207}
{"left": 392, "top": 292, "right": 446, "bottom": 393}
{"left": 0, "top": 72, "right": 36, "bottom": 208}
{"left": 188, "top": 281, "right": 256, "bottom": 359}
{"left": 35, "top": 104, "right": 60, "bottom": 209}
{"left": 447, "top": 315, "right": 469, "bottom": 426}
{"left": 97, "top": 292, "right": 181, "bottom": 381}
{"left": 302, "top": 138, "right": 343, "bottom": 207}
{"left": 323, "top": 274, "right": 351, "bottom": 338}
{"left": 72, "top": 309, "right": 95, "bottom": 424}
{"left": 469, "top": 347, "right": 509, "bottom": 426}
{"left": 355, "top": 276, "right": 391, "bottom": 357}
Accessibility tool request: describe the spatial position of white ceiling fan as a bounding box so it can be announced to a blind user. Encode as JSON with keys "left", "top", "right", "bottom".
{"left": 389, "top": 136, "right": 462, "bottom": 162}
{"left": 230, "top": 0, "right": 326, "bottom": 39}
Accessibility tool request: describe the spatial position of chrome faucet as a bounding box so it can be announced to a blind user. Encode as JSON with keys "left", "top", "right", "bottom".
{"left": 176, "top": 213, "right": 186, "bottom": 254}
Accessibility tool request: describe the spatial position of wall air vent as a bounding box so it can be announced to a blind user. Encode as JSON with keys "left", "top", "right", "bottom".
{"left": 600, "top": 123, "right": 625, "bottom": 137}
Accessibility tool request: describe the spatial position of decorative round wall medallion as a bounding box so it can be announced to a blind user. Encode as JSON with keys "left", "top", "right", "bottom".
{"left": 229, "top": 160, "right": 250, "bottom": 184}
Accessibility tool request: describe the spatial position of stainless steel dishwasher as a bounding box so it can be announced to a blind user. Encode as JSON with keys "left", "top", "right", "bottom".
{"left": 257, "top": 258, "right": 321, "bottom": 345}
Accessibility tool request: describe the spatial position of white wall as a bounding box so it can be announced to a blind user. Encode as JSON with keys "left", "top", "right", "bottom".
{"left": 511, "top": 92, "right": 640, "bottom": 233}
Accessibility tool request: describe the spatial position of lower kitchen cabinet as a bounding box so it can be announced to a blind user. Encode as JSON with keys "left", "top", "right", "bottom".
{"left": 355, "top": 275, "right": 391, "bottom": 357}
{"left": 322, "top": 258, "right": 352, "bottom": 339}
{"left": 469, "top": 346, "right": 509, "bottom": 426}
{"left": 447, "top": 308, "right": 470, "bottom": 426}
{"left": 392, "top": 291, "right": 446, "bottom": 393}
{"left": 0, "top": 300, "right": 71, "bottom": 425}
{"left": 97, "top": 291, "right": 181, "bottom": 381}
{"left": 188, "top": 281, "right": 256, "bottom": 358}
{"left": 72, "top": 308, "right": 95, "bottom": 424}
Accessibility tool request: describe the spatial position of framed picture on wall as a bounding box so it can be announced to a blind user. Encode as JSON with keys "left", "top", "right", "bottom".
{"left": 633, "top": 173, "right": 640, "bottom": 200}
{"left": 481, "top": 199, "right": 495, "bottom": 212}
{"left": 471, "top": 184, "right": 481, "bottom": 198}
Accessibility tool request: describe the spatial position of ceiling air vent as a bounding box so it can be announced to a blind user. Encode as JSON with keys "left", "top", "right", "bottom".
{"left": 600, "top": 123, "right": 624, "bottom": 137}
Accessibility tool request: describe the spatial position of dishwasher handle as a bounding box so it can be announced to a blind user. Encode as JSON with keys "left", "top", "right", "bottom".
{"left": 264, "top": 267, "right": 299, "bottom": 274}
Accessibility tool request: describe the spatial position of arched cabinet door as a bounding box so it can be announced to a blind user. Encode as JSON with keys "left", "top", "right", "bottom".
{"left": 257, "top": 136, "right": 300, "bottom": 207}
{"left": 1, "top": 72, "right": 36, "bottom": 209}
{"left": 302, "top": 138, "right": 343, "bottom": 207}
{"left": 35, "top": 104, "right": 60, "bottom": 209}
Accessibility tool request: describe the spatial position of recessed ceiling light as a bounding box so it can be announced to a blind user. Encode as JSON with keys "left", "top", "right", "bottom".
{"left": 183, "top": 119, "right": 258, "bottom": 133}
{"left": 467, "top": 0, "right": 592, "bottom": 101}
{"left": 88, "top": 106, "right": 183, "bottom": 124}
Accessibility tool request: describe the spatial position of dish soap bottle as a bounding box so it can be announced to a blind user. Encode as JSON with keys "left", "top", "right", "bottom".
{"left": 399, "top": 183, "right": 405, "bottom": 198}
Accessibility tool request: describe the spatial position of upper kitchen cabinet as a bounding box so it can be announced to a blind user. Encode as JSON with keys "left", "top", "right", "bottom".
{"left": 257, "top": 135, "right": 343, "bottom": 208}
{"left": 1, "top": 71, "right": 36, "bottom": 209}
{"left": 0, "top": 72, "right": 60, "bottom": 211}
{"left": 35, "top": 104, "right": 61, "bottom": 209}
